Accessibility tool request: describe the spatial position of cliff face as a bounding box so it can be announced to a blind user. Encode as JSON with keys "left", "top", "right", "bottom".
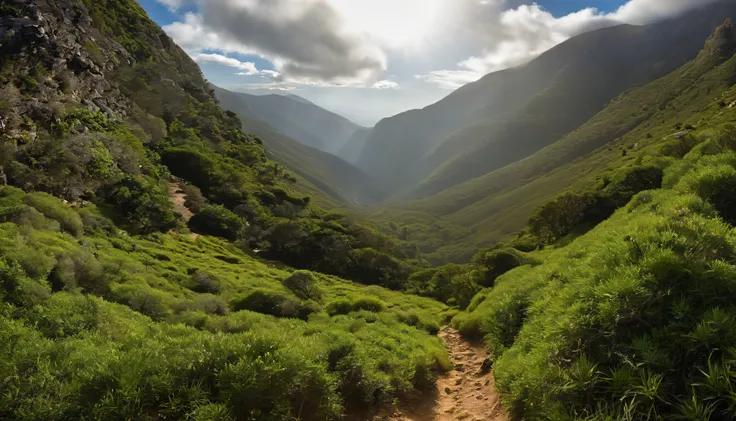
{"left": 1, "top": 0, "right": 127, "bottom": 140}
{"left": 0, "top": 0, "right": 222, "bottom": 146}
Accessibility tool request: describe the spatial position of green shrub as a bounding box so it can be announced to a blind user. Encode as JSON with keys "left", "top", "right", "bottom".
{"left": 282, "top": 270, "right": 321, "bottom": 301}
{"left": 473, "top": 248, "right": 527, "bottom": 288}
{"left": 23, "top": 192, "right": 84, "bottom": 237}
{"left": 351, "top": 296, "right": 385, "bottom": 313}
{"left": 326, "top": 296, "right": 385, "bottom": 316}
{"left": 25, "top": 292, "right": 99, "bottom": 338}
{"left": 230, "top": 289, "right": 316, "bottom": 321}
{"left": 190, "top": 403, "right": 234, "bottom": 421}
{"left": 107, "top": 175, "right": 178, "bottom": 233}
{"left": 181, "top": 182, "right": 206, "bottom": 213}
{"left": 325, "top": 298, "right": 354, "bottom": 316}
{"left": 681, "top": 164, "right": 736, "bottom": 224}
{"left": 188, "top": 204, "right": 244, "bottom": 241}
{"left": 193, "top": 294, "right": 228, "bottom": 316}
{"left": 186, "top": 270, "right": 222, "bottom": 294}
{"left": 49, "top": 249, "right": 107, "bottom": 294}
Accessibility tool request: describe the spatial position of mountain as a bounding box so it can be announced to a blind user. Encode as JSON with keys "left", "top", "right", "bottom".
{"left": 0, "top": 2, "right": 452, "bottom": 420}
{"left": 221, "top": 89, "right": 364, "bottom": 156}
{"left": 337, "top": 126, "right": 372, "bottom": 165}
{"left": 393, "top": 10, "right": 736, "bottom": 262}
{"left": 355, "top": 0, "right": 736, "bottom": 198}
{"left": 213, "top": 86, "right": 383, "bottom": 207}
{"left": 451, "top": 21, "right": 736, "bottom": 420}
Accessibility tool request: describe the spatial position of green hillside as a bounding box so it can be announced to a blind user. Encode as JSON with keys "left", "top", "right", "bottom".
{"left": 5, "top": 0, "right": 736, "bottom": 420}
{"left": 413, "top": 1, "right": 736, "bottom": 198}
{"left": 386, "top": 11, "right": 736, "bottom": 262}
{"left": 417, "top": 21, "right": 736, "bottom": 420}
{"left": 0, "top": 1, "right": 452, "bottom": 419}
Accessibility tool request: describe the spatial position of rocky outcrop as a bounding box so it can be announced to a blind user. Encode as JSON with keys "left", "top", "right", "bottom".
{"left": 0, "top": 0, "right": 133, "bottom": 142}
{"left": 708, "top": 18, "right": 736, "bottom": 60}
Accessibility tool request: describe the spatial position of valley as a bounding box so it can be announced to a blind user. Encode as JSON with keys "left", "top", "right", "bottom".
{"left": 2, "top": 0, "right": 736, "bottom": 420}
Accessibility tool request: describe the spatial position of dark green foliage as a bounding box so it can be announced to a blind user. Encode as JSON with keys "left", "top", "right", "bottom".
{"left": 106, "top": 175, "right": 179, "bottom": 233}
{"left": 186, "top": 270, "right": 222, "bottom": 294}
{"left": 528, "top": 164, "right": 664, "bottom": 245}
{"left": 282, "top": 270, "right": 322, "bottom": 301}
{"left": 189, "top": 204, "right": 244, "bottom": 241}
{"left": 529, "top": 192, "right": 598, "bottom": 244}
{"left": 231, "top": 289, "right": 318, "bottom": 321}
{"left": 326, "top": 296, "right": 385, "bottom": 316}
{"left": 181, "top": 182, "right": 206, "bottom": 213}
{"left": 472, "top": 248, "right": 527, "bottom": 288}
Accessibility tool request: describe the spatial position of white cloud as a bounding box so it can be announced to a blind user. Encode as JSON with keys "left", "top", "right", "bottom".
{"left": 417, "top": 0, "right": 725, "bottom": 88}
{"left": 156, "top": 0, "right": 186, "bottom": 12}
{"left": 192, "top": 53, "right": 260, "bottom": 75}
{"left": 162, "top": 0, "right": 387, "bottom": 86}
{"left": 372, "top": 80, "right": 399, "bottom": 89}
{"left": 414, "top": 70, "right": 481, "bottom": 90}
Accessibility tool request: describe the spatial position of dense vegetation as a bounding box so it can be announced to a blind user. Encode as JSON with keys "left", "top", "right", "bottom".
{"left": 449, "top": 22, "right": 736, "bottom": 420}
{"left": 0, "top": 0, "right": 427, "bottom": 292}
{"left": 4, "top": 1, "right": 736, "bottom": 420}
{"left": 0, "top": 1, "right": 454, "bottom": 419}
{"left": 0, "top": 186, "right": 451, "bottom": 420}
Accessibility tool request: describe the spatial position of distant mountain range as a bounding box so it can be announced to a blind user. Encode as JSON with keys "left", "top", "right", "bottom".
{"left": 215, "top": 89, "right": 364, "bottom": 157}
{"left": 212, "top": 86, "right": 383, "bottom": 207}
{"left": 213, "top": 0, "right": 736, "bottom": 261}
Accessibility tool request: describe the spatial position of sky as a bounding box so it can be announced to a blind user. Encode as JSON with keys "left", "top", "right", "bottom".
{"left": 137, "top": 0, "right": 723, "bottom": 126}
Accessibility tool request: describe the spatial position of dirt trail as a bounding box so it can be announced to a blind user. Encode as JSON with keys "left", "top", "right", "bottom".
{"left": 168, "top": 182, "right": 194, "bottom": 222}
{"left": 380, "top": 327, "right": 509, "bottom": 421}
{"left": 168, "top": 181, "right": 199, "bottom": 239}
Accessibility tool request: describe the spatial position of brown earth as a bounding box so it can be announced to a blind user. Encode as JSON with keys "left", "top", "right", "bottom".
{"left": 371, "top": 327, "right": 509, "bottom": 421}
{"left": 168, "top": 182, "right": 195, "bottom": 222}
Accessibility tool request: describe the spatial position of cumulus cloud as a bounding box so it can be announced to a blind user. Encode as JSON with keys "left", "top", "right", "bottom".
{"left": 162, "top": 0, "right": 387, "bottom": 86}
{"left": 155, "top": 0, "right": 729, "bottom": 115}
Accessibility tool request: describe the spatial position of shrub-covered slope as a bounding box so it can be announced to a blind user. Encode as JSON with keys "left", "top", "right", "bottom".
{"left": 451, "top": 21, "right": 736, "bottom": 421}
{"left": 391, "top": 10, "right": 736, "bottom": 263}
{"left": 0, "top": 186, "right": 451, "bottom": 420}
{"left": 0, "top": 1, "right": 454, "bottom": 419}
{"left": 0, "top": 0, "right": 420, "bottom": 289}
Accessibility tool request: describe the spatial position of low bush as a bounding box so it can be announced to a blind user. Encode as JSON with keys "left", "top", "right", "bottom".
{"left": 326, "top": 296, "right": 385, "bottom": 316}
{"left": 186, "top": 270, "right": 222, "bottom": 294}
{"left": 230, "top": 289, "right": 319, "bottom": 321}
{"left": 282, "top": 270, "right": 322, "bottom": 301}
{"left": 188, "top": 204, "right": 245, "bottom": 241}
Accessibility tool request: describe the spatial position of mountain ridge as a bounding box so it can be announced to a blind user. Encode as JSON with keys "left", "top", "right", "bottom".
{"left": 221, "top": 88, "right": 364, "bottom": 156}
{"left": 212, "top": 85, "right": 384, "bottom": 207}
{"left": 354, "top": 0, "right": 736, "bottom": 201}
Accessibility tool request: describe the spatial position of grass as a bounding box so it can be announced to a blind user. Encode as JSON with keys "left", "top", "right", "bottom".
{"left": 0, "top": 186, "right": 451, "bottom": 420}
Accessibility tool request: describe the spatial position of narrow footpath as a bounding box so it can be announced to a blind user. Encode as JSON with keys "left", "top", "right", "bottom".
{"left": 381, "top": 327, "right": 509, "bottom": 421}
